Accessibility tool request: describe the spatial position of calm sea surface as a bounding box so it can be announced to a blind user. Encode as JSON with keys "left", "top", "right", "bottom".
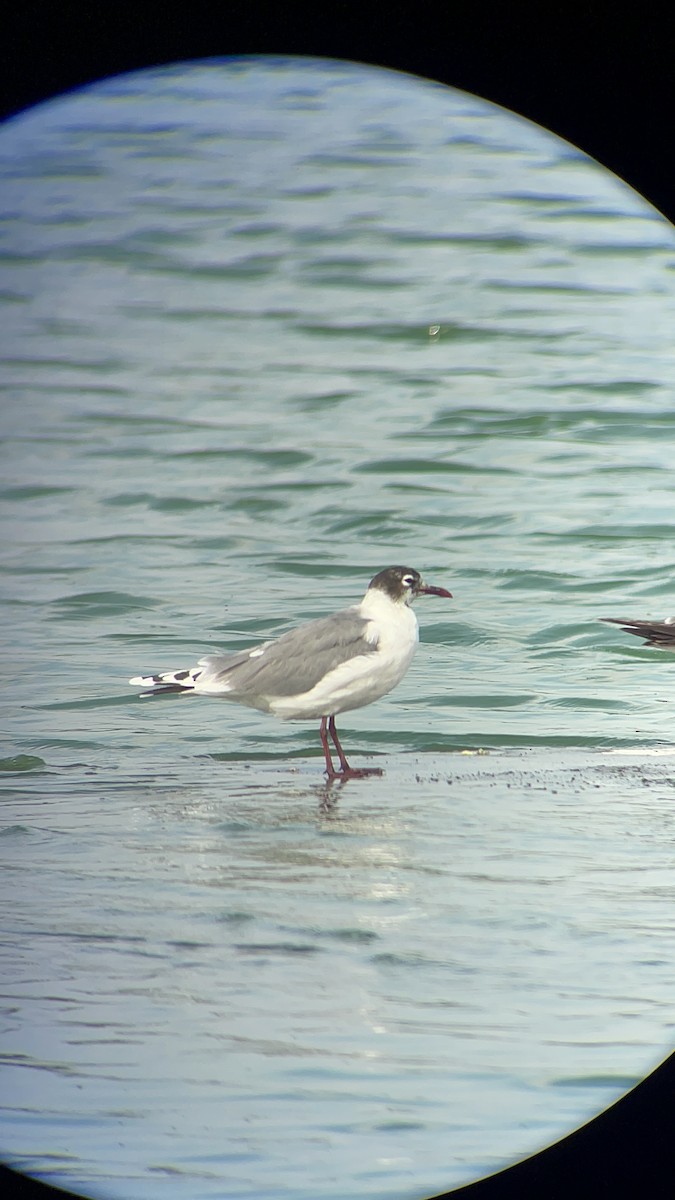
{"left": 2, "top": 55, "right": 675, "bottom": 1200}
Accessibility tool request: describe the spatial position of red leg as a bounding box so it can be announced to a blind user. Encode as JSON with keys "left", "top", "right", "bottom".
{"left": 319, "top": 716, "right": 339, "bottom": 779}
{"left": 326, "top": 715, "right": 383, "bottom": 779}
{"left": 327, "top": 715, "right": 352, "bottom": 773}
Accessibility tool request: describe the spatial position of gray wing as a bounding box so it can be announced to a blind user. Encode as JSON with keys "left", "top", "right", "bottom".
{"left": 197, "top": 607, "right": 379, "bottom": 697}
{"left": 601, "top": 616, "right": 675, "bottom": 649}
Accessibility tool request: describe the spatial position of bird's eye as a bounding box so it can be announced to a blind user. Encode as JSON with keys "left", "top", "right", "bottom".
{"left": 402, "top": 574, "right": 416, "bottom": 588}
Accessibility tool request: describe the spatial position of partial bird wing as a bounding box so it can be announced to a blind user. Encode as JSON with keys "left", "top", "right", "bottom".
{"left": 195, "top": 607, "right": 380, "bottom": 698}
{"left": 601, "top": 616, "right": 675, "bottom": 649}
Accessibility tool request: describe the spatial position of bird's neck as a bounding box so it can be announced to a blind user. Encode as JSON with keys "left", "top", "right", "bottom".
{"left": 359, "top": 588, "right": 412, "bottom": 623}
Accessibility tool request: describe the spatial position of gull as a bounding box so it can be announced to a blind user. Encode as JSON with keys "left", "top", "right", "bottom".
{"left": 129, "top": 565, "right": 452, "bottom": 780}
{"left": 601, "top": 614, "right": 675, "bottom": 650}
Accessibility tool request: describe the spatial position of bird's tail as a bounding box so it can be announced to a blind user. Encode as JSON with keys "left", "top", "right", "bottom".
{"left": 129, "top": 666, "right": 203, "bottom": 696}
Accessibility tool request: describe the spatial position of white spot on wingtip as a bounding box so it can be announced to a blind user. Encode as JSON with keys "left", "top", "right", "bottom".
{"left": 248, "top": 648, "right": 265, "bottom": 658}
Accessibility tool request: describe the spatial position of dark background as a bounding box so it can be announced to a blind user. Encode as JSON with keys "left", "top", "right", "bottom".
{"left": 2, "top": 2, "right": 675, "bottom": 1197}
{"left": 4, "top": 2, "right": 675, "bottom": 226}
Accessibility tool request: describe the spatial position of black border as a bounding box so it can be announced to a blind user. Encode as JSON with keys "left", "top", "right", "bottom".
{"left": 2, "top": 4, "right": 675, "bottom": 1198}
{"left": 5, "top": 1, "right": 675, "bottom": 225}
